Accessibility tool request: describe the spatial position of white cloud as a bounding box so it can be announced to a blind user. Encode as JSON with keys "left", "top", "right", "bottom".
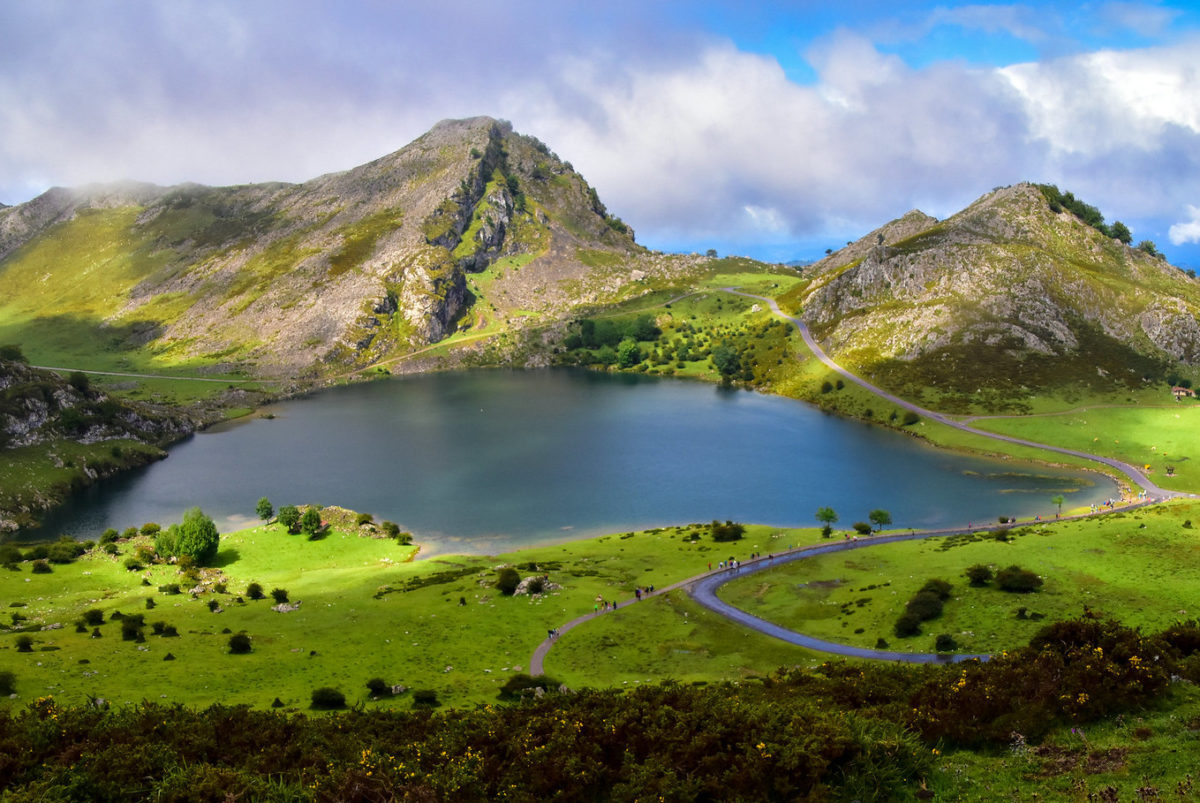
{"left": 1170, "top": 205, "right": 1200, "bottom": 245}
{"left": 1, "top": 2, "right": 1198, "bottom": 261}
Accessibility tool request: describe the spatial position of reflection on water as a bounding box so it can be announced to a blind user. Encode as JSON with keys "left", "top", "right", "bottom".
{"left": 21, "top": 369, "right": 1119, "bottom": 554}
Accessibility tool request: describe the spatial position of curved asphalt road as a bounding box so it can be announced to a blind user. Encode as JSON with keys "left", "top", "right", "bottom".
{"left": 531, "top": 288, "right": 1189, "bottom": 674}
{"left": 724, "top": 289, "right": 1184, "bottom": 501}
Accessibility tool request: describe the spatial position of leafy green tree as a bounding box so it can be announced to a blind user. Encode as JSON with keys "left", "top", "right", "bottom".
{"left": 1051, "top": 494, "right": 1065, "bottom": 516}
{"left": 173, "top": 507, "right": 220, "bottom": 566}
{"left": 1109, "top": 220, "right": 1132, "bottom": 244}
{"left": 868, "top": 509, "right": 892, "bottom": 531}
{"left": 711, "top": 344, "right": 740, "bottom": 385}
{"left": 277, "top": 505, "right": 300, "bottom": 533}
{"left": 300, "top": 507, "right": 322, "bottom": 536}
{"left": 1137, "top": 240, "right": 1161, "bottom": 257}
{"left": 255, "top": 497, "right": 274, "bottom": 522}
{"left": 496, "top": 567, "right": 521, "bottom": 595}
{"left": 617, "top": 338, "right": 642, "bottom": 368}
{"left": 815, "top": 507, "right": 838, "bottom": 538}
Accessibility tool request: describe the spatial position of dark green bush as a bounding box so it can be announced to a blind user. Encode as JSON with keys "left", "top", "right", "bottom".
{"left": 100, "top": 528, "right": 120, "bottom": 544}
{"left": 412, "top": 689, "right": 440, "bottom": 708}
{"left": 965, "top": 564, "right": 993, "bottom": 586}
{"left": 852, "top": 522, "right": 872, "bottom": 535}
{"left": 0, "top": 670, "right": 14, "bottom": 695}
{"left": 158, "top": 583, "right": 181, "bottom": 595}
{"left": 270, "top": 588, "right": 289, "bottom": 604}
{"left": 935, "top": 634, "right": 958, "bottom": 652}
{"left": 894, "top": 613, "right": 922, "bottom": 637}
{"left": 499, "top": 673, "right": 561, "bottom": 700}
{"left": 310, "top": 687, "right": 346, "bottom": 709}
{"left": 919, "top": 579, "right": 953, "bottom": 600}
{"left": 31, "top": 559, "right": 52, "bottom": 574}
{"left": 355, "top": 512, "right": 374, "bottom": 526}
{"left": 904, "top": 591, "right": 944, "bottom": 621}
{"left": 82, "top": 609, "right": 105, "bottom": 626}
{"left": 102, "top": 543, "right": 118, "bottom": 555}
{"left": 123, "top": 558, "right": 143, "bottom": 572}
{"left": 710, "top": 520, "right": 746, "bottom": 542}
{"left": 246, "top": 582, "right": 265, "bottom": 600}
{"left": 228, "top": 634, "right": 252, "bottom": 654}
{"left": 15, "top": 635, "right": 34, "bottom": 652}
{"left": 996, "top": 565, "right": 1043, "bottom": 593}
{"left": 495, "top": 568, "right": 520, "bottom": 596}
{"left": 366, "top": 678, "right": 390, "bottom": 698}
{"left": 901, "top": 411, "right": 920, "bottom": 426}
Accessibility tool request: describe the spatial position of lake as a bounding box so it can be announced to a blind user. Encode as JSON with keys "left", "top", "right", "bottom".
{"left": 26, "top": 369, "right": 1117, "bottom": 554}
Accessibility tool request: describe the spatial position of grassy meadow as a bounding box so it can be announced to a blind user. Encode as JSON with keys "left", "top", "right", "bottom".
{"left": 0, "top": 515, "right": 826, "bottom": 711}
{"left": 718, "top": 499, "right": 1200, "bottom": 656}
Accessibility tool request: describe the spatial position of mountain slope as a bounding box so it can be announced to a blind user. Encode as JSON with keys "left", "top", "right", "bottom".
{"left": 0, "top": 118, "right": 692, "bottom": 378}
{"left": 798, "top": 183, "right": 1200, "bottom": 410}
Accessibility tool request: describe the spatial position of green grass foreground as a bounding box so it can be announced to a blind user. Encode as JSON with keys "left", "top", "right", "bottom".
{"left": 0, "top": 515, "right": 827, "bottom": 711}
{"left": 719, "top": 499, "right": 1200, "bottom": 656}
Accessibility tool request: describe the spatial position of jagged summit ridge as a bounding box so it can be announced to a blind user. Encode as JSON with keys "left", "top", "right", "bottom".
{"left": 799, "top": 182, "right": 1200, "bottom": 403}
{"left": 0, "top": 117, "right": 658, "bottom": 377}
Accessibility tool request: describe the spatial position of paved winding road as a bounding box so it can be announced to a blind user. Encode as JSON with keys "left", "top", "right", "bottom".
{"left": 530, "top": 287, "right": 1190, "bottom": 675}
{"left": 725, "top": 289, "right": 1184, "bottom": 500}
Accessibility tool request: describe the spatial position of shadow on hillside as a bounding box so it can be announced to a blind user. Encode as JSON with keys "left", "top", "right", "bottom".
{"left": 212, "top": 547, "right": 240, "bottom": 567}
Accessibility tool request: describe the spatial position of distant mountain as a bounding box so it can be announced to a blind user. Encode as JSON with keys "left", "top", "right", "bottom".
{"left": 0, "top": 118, "right": 704, "bottom": 378}
{"left": 799, "top": 184, "right": 1200, "bottom": 408}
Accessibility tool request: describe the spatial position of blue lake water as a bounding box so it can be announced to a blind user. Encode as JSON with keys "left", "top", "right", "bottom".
{"left": 26, "top": 369, "right": 1117, "bottom": 555}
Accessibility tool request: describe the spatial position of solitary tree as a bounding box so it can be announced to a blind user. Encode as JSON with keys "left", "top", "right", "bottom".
{"left": 1051, "top": 494, "right": 1065, "bottom": 517}
{"left": 815, "top": 507, "right": 838, "bottom": 538}
{"left": 174, "top": 508, "right": 220, "bottom": 566}
{"left": 868, "top": 509, "right": 892, "bottom": 532}
{"left": 255, "top": 497, "right": 274, "bottom": 522}
{"left": 300, "top": 507, "right": 322, "bottom": 537}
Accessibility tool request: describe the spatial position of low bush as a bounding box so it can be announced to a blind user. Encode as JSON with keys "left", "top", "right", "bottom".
{"left": 495, "top": 568, "right": 520, "bottom": 596}
{"left": 246, "top": 582, "right": 265, "bottom": 600}
{"left": 99, "top": 528, "right": 120, "bottom": 544}
{"left": 311, "top": 687, "right": 346, "bottom": 710}
{"left": 270, "top": 588, "right": 289, "bottom": 604}
{"left": 498, "top": 673, "right": 561, "bottom": 700}
{"left": 102, "top": 543, "right": 118, "bottom": 555}
{"left": 996, "top": 565, "right": 1043, "bottom": 593}
{"left": 31, "top": 559, "right": 52, "bottom": 574}
{"left": 207, "top": 599, "right": 220, "bottom": 612}
{"left": 711, "top": 520, "right": 746, "bottom": 542}
{"left": 366, "top": 678, "right": 391, "bottom": 698}
{"left": 412, "top": 689, "right": 440, "bottom": 708}
{"left": 15, "top": 635, "right": 33, "bottom": 652}
{"left": 965, "top": 564, "right": 993, "bottom": 586}
{"left": 852, "top": 522, "right": 872, "bottom": 535}
{"left": 919, "top": 579, "right": 953, "bottom": 600}
{"left": 228, "top": 634, "right": 252, "bottom": 654}
{"left": 82, "top": 609, "right": 105, "bottom": 626}
{"left": 935, "top": 634, "right": 958, "bottom": 652}
{"left": 0, "top": 670, "right": 14, "bottom": 695}
{"left": 905, "top": 591, "right": 944, "bottom": 622}
{"left": 158, "top": 583, "right": 180, "bottom": 595}
{"left": 894, "top": 613, "right": 922, "bottom": 637}
{"left": 355, "top": 512, "right": 374, "bottom": 526}
{"left": 123, "top": 557, "right": 143, "bottom": 572}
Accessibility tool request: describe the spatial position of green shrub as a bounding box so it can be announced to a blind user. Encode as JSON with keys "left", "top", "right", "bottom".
{"left": 901, "top": 411, "right": 920, "bottom": 426}
{"left": 99, "top": 528, "right": 120, "bottom": 544}
{"left": 23, "top": 545, "right": 48, "bottom": 561}
{"left": 366, "top": 678, "right": 390, "bottom": 698}
{"left": 123, "top": 558, "right": 142, "bottom": 572}
{"left": 277, "top": 505, "right": 300, "bottom": 533}
{"left": 158, "top": 583, "right": 181, "bottom": 595}
{"left": 498, "top": 673, "right": 561, "bottom": 700}
{"left": 140, "top": 522, "right": 161, "bottom": 537}
{"left": 935, "top": 634, "right": 958, "bottom": 652}
{"left": 0, "top": 670, "right": 14, "bottom": 695}
{"left": 380, "top": 521, "right": 400, "bottom": 537}
{"left": 310, "top": 687, "right": 346, "bottom": 710}
{"left": 919, "top": 579, "right": 953, "bottom": 600}
{"left": 495, "top": 568, "right": 520, "bottom": 596}
{"left": 82, "top": 609, "right": 105, "bottom": 626}
{"left": 270, "top": 588, "right": 289, "bottom": 604}
{"left": 905, "top": 591, "right": 944, "bottom": 621}
{"left": 710, "top": 520, "right": 745, "bottom": 542}
{"left": 102, "top": 543, "right": 118, "bottom": 555}
{"left": 31, "top": 559, "right": 52, "bottom": 574}
{"left": 15, "top": 635, "right": 33, "bottom": 652}
{"left": 894, "top": 613, "right": 922, "bottom": 637}
{"left": 207, "top": 599, "right": 220, "bottom": 612}
{"left": 228, "top": 634, "right": 252, "bottom": 654}
{"left": 246, "top": 582, "right": 265, "bottom": 600}
{"left": 996, "top": 565, "right": 1043, "bottom": 593}
{"left": 852, "top": 522, "right": 872, "bottom": 535}
{"left": 355, "top": 512, "right": 374, "bottom": 526}
{"left": 122, "top": 527, "right": 138, "bottom": 539}
{"left": 965, "top": 564, "right": 993, "bottom": 586}
{"left": 412, "top": 689, "right": 440, "bottom": 708}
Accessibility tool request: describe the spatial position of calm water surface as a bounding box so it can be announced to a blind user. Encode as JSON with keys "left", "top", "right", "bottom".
{"left": 27, "top": 370, "right": 1117, "bottom": 554}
